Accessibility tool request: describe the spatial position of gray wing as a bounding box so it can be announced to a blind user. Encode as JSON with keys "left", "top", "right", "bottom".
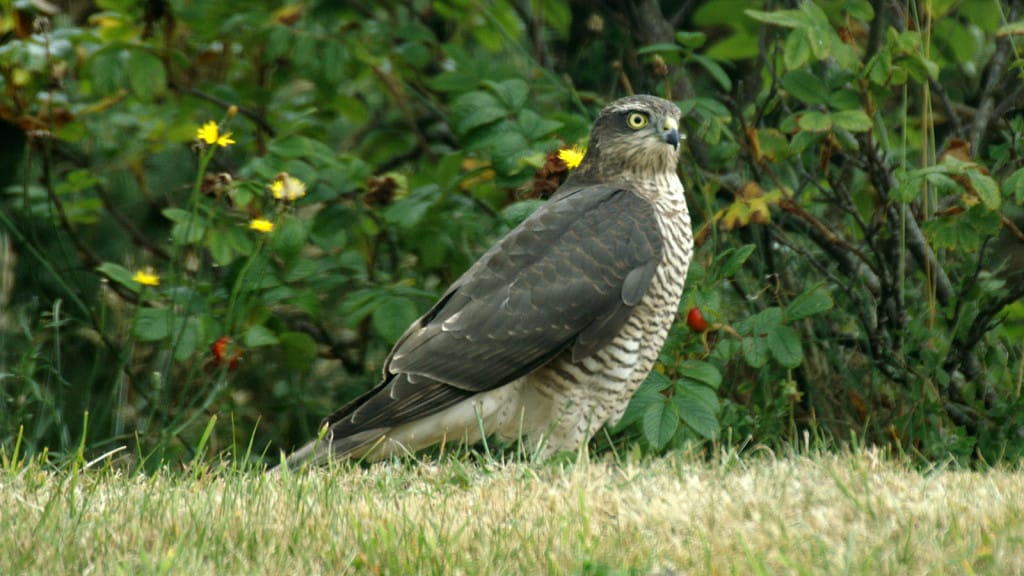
{"left": 321, "top": 184, "right": 663, "bottom": 436}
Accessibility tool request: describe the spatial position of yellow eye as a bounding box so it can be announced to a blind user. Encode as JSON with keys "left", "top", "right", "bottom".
{"left": 626, "top": 112, "right": 649, "bottom": 129}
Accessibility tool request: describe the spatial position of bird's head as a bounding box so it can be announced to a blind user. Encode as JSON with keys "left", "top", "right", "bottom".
{"left": 571, "top": 95, "right": 684, "bottom": 182}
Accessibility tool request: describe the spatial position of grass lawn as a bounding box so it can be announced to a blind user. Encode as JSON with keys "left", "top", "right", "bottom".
{"left": 2, "top": 449, "right": 1022, "bottom": 575}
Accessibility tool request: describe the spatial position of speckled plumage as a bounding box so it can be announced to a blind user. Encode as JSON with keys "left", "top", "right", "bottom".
{"left": 277, "top": 95, "right": 693, "bottom": 470}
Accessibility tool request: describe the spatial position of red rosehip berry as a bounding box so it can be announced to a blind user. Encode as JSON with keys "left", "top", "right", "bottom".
{"left": 686, "top": 307, "right": 708, "bottom": 332}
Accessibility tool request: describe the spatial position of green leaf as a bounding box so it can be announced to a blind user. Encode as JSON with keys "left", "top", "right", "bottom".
{"left": 172, "top": 317, "right": 200, "bottom": 361}
{"left": 1002, "top": 167, "right": 1024, "bottom": 203}
{"left": 831, "top": 109, "right": 873, "bottom": 132}
{"left": 637, "top": 43, "right": 684, "bottom": 55}
{"left": 846, "top": 0, "right": 875, "bottom": 20}
{"left": 674, "top": 383, "right": 720, "bottom": 439}
{"left": 517, "top": 109, "right": 562, "bottom": 139}
{"left": 283, "top": 258, "right": 322, "bottom": 283}
{"left": 678, "top": 360, "right": 722, "bottom": 390}
{"left": 96, "top": 262, "right": 140, "bottom": 293}
{"left": 997, "top": 20, "right": 1024, "bottom": 37}
{"left": 269, "top": 135, "right": 322, "bottom": 159}
{"left": 961, "top": 204, "right": 1003, "bottom": 236}
{"left": 265, "top": 25, "right": 291, "bottom": 60}
{"left": 163, "top": 208, "right": 207, "bottom": 244}
{"left": 738, "top": 307, "right": 783, "bottom": 368}
{"left": 936, "top": 20, "right": 981, "bottom": 64}
{"left": 243, "top": 324, "right": 280, "bottom": 347}
{"left": 384, "top": 197, "right": 431, "bottom": 229}
{"left": 797, "top": 111, "right": 833, "bottom": 133}
{"left": 742, "top": 307, "right": 784, "bottom": 335}
{"left": 270, "top": 215, "right": 308, "bottom": 262}
{"left": 394, "top": 41, "right": 431, "bottom": 69}
{"left": 925, "top": 172, "right": 962, "bottom": 195}
{"left": 827, "top": 89, "right": 862, "bottom": 111}
{"left": 616, "top": 371, "right": 671, "bottom": 429}
{"left": 741, "top": 333, "right": 771, "bottom": 368}
{"left": 491, "top": 185, "right": 532, "bottom": 213}
{"left": 278, "top": 331, "right": 318, "bottom": 371}
{"left": 133, "top": 308, "right": 171, "bottom": 342}
{"left": 891, "top": 172, "right": 923, "bottom": 203}
{"left": 322, "top": 41, "right": 348, "bottom": 84}
{"left": 782, "top": 70, "right": 828, "bottom": 105}
{"left": 675, "top": 31, "right": 707, "bottom": 49}
{"left": 756, "top": 128, "right": 793, "bottom": 162}
{"left": 690, "top": 53, "right": 732, "bottom": 92}
{"left": 467, "top": 124, "right": 532, "bottom": 176}
{"left": 641, "top": 370, "right": 673, "bottom": 393}
{"left": 786, "top": 284, "right": 834, "bottom": 321}
{"left": 206, "top": 229, "right": 235, "bottom": 267}
{"left": 236, "top": 254, "right": 281, "bottom": 291}
{"left": 745, "top": 9, "right": 810, "bottom": 29}
{"left": 372, "top": 296, "right": 420, "bottom": 344}
{"left": 768, "top": 325, "right": 804, "bottom": 368}
{"left": 126, "top": 52, "right": 164, "bottom": 99}
{"left": 865, "top": 50, "right": 893, "bottom": 86}
{"left": 127, "top": 48, "right": 166, "bottom": 101}
{"left": 904, "top": 54, "right": 940, "bottom": 82}
{"left": 790, "top": 131, "right": 820, "bottom": 154}
{"left": 429, "top": 70, "right": 479, "bottom": 93}
{"left": 292, "top": 31, "right": 315, "bottom": 66}
{"left": 88, "top": 47, "right": 125, "bottom": 95}
{"left": 783, "top": 30, "right": 811, "bottom": 69}
{"left": 801, "top": 3, "right": 839, "bottom": 62}
{"left": 450, "top": 90, "right": 509, "bottom": 135}
{"left": 966, "top": 170, "right": 1001, "bottom": 210}
{"left": 921, "top": 203, "right": 999, "bottom": 251}
{"left": 642, "top": 398, "right": 679, "bottom": 450}
{"left": 484, "top": 78, "right": 529, "bottom": 111}
{"left": 715, "top": 244, "right": 756, "bottom": 278}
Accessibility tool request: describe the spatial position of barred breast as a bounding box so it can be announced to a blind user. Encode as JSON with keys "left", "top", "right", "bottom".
{"left": 501, "top": 173, "right": 693, "bottom": 457}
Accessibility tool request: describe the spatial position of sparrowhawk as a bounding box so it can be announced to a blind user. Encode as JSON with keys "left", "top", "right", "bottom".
{"left": 277, "top": 95, "right": 693, "bottom": 469}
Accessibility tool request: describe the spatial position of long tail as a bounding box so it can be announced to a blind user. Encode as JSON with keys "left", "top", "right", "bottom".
{"left": 265, "top": 427, "right": 387, "bottom": 474}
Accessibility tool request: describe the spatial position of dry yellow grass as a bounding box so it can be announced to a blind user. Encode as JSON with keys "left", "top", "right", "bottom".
{"left": 2, "top": 450, "right": 1023, "bottom": 574}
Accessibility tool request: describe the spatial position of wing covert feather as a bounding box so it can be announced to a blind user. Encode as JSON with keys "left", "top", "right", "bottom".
{"left": 389, "top": 184, "right": 663, "bottom": 391}
{"left": 320, "top": 185, "right": 663, "bottom": 436}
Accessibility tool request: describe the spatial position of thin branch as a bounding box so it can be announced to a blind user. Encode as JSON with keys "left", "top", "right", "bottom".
{"left": 169, "top": 80, "right": 277, "bottom": 137}
{"left": 944, "top": 281, "right": 1024, "bottom": 379}
{"left": 864, "top": 140, "right": 956, "bottom": 305}
{"left": 371, "top": 65, "right": 437, "bottom": 163}
{"left": 928, "top": 78, "right": 965, "bottom": 138}
{"left": 668, "top": 0, "right": 698, "bottom": 28}
{"left": 968, "top": 3, "right": 1021, "bottom": 153}
{"left": 95, "top": 184, "right": 171, "bottom": 261}
{"left": 991, "top": 81, "right": 1024, "bottom": 121}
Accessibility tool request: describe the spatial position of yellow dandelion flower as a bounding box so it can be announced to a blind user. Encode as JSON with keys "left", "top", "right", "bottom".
{"left": 558, "top": 146, "right": 585, "bottom": 169}
{"left": 270, "top": 173, "right": 307, "bottom": 202}
{"left": 132, "top": 267, "right": 160, "bottom": 287}
{"left": 196, "top": 121, "right": 236, "bottom": 148}
{"left": 249, "top": 218, "right": 274, "bottom": 233}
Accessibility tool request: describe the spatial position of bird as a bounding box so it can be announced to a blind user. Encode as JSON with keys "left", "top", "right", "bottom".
{"left": 276, "top": 94, "right": 693, "bottom": 470}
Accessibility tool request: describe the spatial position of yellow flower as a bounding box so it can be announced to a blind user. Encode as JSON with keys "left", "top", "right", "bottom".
{"left": 270, "top": 173, "right": 307, "bottom": 202}
{"left": 249, "top": 218, "right": 274, "bottom": 233}
{"left": 132, "top": 267, "right": 160, "bottom": 287}
{"left": 558, "top": 146, "right": 585, "bottom": 169}
{"left": 196, "top": 121, "right": 236, "bottom": 148}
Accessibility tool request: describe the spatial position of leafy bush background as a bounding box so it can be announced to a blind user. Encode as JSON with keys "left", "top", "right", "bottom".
{"left": 1, "top": 0, "right": 1023, "bottom": 467}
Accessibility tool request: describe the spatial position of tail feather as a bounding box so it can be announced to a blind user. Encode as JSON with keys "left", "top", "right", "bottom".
{"left": 266, "top": 427, "right": 388, "bottom": 473}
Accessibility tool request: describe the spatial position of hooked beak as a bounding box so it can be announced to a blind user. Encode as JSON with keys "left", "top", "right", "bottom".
{"left": 662, "top": 117, "right": 681, "bottom": 150}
